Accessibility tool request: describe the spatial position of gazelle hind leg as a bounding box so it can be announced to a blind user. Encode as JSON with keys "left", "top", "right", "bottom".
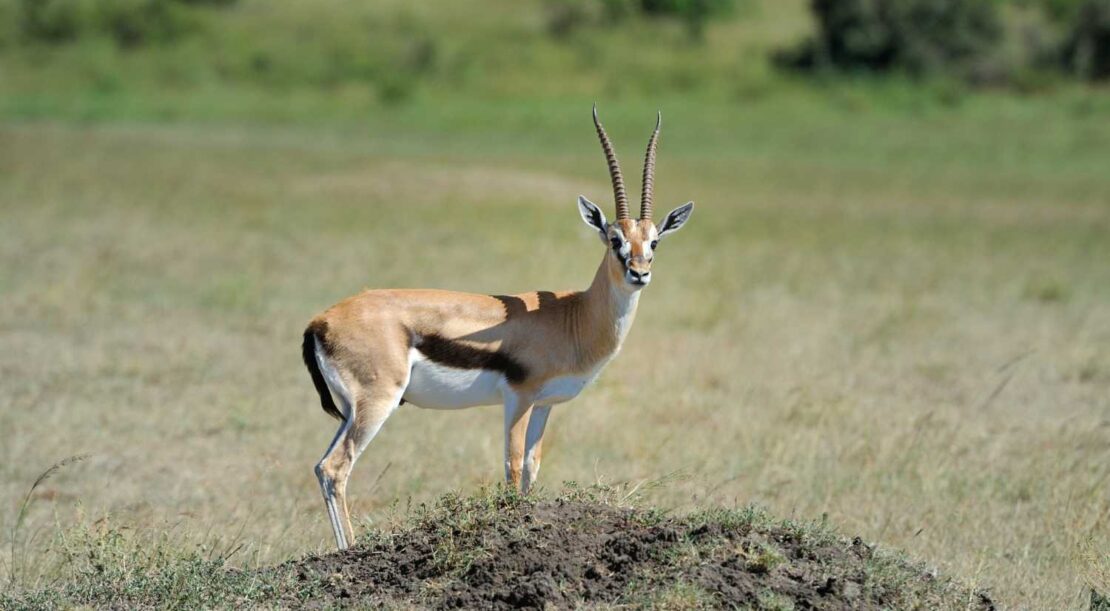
{"left": 316, "top": 438, "right": 349, "bottom": 548}
{"left": 319, "top": 380, "right": 406, "bottom": 548}
{"left": 311, "top": 335, "right": 357, "bottom": 549}
{"left": 522, "top": 405, "right": 551, "bottom": 494}
{"left": 315, "top": 400, "right": 353, "bottom": 550}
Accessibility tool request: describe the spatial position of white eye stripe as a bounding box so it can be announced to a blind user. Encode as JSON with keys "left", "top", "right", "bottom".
{"left": 609, "top": 231, "right": 631, "bottom": 257}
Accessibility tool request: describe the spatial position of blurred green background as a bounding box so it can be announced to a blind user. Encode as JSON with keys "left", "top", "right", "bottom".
{"left": 1, "top": 0, "right": 1109, "bottom": 120}
{"left": 2, "top": 1, "right": 1109, "bottom": 608}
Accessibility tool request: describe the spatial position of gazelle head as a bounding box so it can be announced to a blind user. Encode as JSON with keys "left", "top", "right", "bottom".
{"left": 578, "top": 106, "right": 694, "bottom": 290}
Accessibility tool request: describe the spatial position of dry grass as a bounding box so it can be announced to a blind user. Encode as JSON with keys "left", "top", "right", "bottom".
{"left": 1, "top": 108, "right": 1108, "bottom": 608}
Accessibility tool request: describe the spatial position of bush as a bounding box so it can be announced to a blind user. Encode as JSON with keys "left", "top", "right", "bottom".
{"left": 962, "top": 3, "right": 1066, "bottom": 87}
{"left": 1061, "top": 0, "right": 1110, "bottom": 79}
{"left": 99, "top": 0, "right": 195, "bottom": 48}
{"left": 777, "top": 0, "right": 1003, "bottom": 77}
{"left": 641, "top": 0, "right": 735, "bottom": 39}
{"left": 638, "top": 0, "right": 734, "bottom": 18}
{"left": 542, "top": 0, "right": 734, "bottom": 39}
{"left": 16, "top": 0, "right": 213, "bottom": 47}
{"left": 542, "top": 0, "right": 608, "bottom": 37}
{"left": 18, "top": 0, "right": 96, "bottom": 43}
{"left": 779, "top": 0, "right": 1110, "bottom": 83}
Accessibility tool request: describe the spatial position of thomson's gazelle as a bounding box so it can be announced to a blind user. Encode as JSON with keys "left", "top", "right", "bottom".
{"left": 302, "top": 107, "right": 694, "bottom": 550}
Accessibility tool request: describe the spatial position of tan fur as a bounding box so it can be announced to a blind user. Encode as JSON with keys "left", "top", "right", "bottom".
{"left": 306, "top": 112, "right": 692, "bottom": 550}
{"left": 614, "top": 219, "right": 657, "bottom": 278}
{"left": 505, "top": 403, "right": 531, "bottom": 488}
{"left": 312, "top": 247, "right": 641, "bottom": 396}
{"left": 309, "top": 242, "right": 648, "bottom": 549}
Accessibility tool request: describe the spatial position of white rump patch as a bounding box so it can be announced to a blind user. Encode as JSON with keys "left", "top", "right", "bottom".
{"left": 315, "top": 337, "right": 352, "bottom": 421}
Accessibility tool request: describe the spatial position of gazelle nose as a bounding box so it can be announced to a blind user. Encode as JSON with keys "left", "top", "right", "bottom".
{"left": 628, "top": 269, "right": 651, "bottom": 284}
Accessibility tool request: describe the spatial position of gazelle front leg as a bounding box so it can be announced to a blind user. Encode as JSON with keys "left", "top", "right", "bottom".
{"left": 522, "top": 404, "right": 551, "bottom": 494}
{"left": 503, "top": 393, "right": 533, "bottom": 490}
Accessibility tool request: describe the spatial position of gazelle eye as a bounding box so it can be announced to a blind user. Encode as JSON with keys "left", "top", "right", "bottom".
{"left": 650, "top": 240, "right": 659, "bottom": 250}
{"left": 610, "top": 237, "right": 621, "bottom": 250}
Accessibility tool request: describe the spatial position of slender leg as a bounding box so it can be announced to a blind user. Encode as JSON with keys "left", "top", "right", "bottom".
{"left": 521, "top": 405, "right": 551, "bottom": 494}
{"left": 503, "top": 394, "right": 532, "bottom": 490}
{"left": 319, "top": 384, "right": 404, "bottom": 549}
{"left": 311, "top": 323, "right": 411, "bottom": 551}
{"left": 315, "top": 417, "right": 352, "bottom": 550}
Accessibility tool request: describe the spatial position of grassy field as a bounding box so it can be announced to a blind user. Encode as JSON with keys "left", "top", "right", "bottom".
{"left": 1, "top": 485, "right": 1000, "bottom": 608}
{"left": 1, "top": 94, "right": 1108, "bottom": 608}
{"left": 2, "top": 0, "right": 1110, "bottom": 608}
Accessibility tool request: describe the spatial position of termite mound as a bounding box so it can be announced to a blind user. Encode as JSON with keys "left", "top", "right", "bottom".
{"left": 278, "top": 487, "right": 995, "bottom": 610}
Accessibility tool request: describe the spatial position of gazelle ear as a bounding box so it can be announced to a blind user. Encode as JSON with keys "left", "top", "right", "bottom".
{"left": 577, "top": 195, "right": 608, "bottom": 236}
{"left": 658, "top": 202, "right": 694, "bottom": 239}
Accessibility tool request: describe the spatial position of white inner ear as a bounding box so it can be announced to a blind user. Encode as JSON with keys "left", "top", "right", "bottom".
{"left": 658, "top": 202, "right": 693, "bottom": 238}
{"left": 577, "top": 196, "right": 607, "bottom": 233}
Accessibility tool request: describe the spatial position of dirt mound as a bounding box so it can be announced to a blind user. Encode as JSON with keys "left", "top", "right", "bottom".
{"left": 282, "top": 489, "right": 994, "bottom": 609}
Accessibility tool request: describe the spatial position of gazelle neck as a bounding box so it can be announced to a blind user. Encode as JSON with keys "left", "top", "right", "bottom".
{"left": 581, "top": 251, "right": 641, "bottom": 352}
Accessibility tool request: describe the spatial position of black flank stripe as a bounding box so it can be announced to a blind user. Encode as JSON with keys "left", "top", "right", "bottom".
{"left": 416, "top": 334, "right": 529, "bottom": 384}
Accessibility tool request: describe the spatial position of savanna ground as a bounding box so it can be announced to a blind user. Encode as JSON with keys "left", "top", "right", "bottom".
{"left": 2, "top": 1, "right": 1110, "bottom": 608}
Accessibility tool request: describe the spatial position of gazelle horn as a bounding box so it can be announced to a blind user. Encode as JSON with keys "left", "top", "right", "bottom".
{"left": 640, "top": 111, "right": 660, "bottom": 222}
{"left": 592, "top": 104, "right": 630, "bottom": 221}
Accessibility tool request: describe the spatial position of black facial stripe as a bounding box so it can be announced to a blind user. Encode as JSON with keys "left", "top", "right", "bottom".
{"left": 612, "top": 243, "right": 628, "bottom": 265}
{"left": 416, "top": 334, "right": 528, "bottom": 384}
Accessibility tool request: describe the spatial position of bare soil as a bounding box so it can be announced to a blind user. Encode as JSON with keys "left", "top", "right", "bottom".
{"left": 281, "top": 494, "right": 996, "bottom": 609}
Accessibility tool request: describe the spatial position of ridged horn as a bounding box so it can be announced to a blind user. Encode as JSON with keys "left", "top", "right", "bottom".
{"left": 592, "top": 104, "right": 630, "bottom": 221}
{"left": 640, "top": 111, "right": 661, "bottom": 221}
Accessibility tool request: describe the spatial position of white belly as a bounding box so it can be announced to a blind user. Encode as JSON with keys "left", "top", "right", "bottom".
{"left": 403, "top": 351, "right": 504, "bottom": 410}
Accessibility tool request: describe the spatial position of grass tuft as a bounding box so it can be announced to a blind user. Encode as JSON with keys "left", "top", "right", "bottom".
{"left": 5, "top": 455, "right": 89, "bottom": 589}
